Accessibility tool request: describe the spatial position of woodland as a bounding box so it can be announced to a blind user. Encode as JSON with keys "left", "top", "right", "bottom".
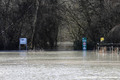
{"left": 0, "top": 0, "right": 120, "bottom": 50}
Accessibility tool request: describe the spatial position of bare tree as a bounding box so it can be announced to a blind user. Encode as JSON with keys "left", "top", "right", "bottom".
{"left": 59, "top": 0, "right": 120, "bottom": 49}
{"left": 0, "top": 0, "right": 60, "bottom": 50}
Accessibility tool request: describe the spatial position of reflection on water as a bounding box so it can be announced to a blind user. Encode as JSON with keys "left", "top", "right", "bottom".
{"left": 0, "top": 51, "right": 120, "bottom": 80}
{"left": 0, "top": 51, "right": 120, "bottom": 64}
{"left": 83, "top": 51, "right": 87, "bottom": 57}
{"left": 83, "top": 51, "right": 87, "bottom": 61}
{"left": 96, "top": 51, "right": 120, "bottom": 61}
{"left": 19, "top": 52, "right": 27, "bottom": 57}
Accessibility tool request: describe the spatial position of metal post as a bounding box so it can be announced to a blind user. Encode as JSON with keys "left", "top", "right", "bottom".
{"left": 112, "top": 43, "right": 113, "bottom": 54}
{"left": 118, "top": 47, "right": 119, "bottom": 54}
{"left": 26, "top": 44, "right": 27, "bottom": 51}
{"left": 19, "top": 44, "right": 21, "bottom": 51}
{"left": 117, "top": 47, "right": 119, "bottom": 54}
{"left": 109, "top": 47, "right": 111, "bottom": 53}
{"left": 97, "top": 43, "right": 99, "bottom": 53}
{"left": 102, "top": 47, "right": 104, "bottom": 53}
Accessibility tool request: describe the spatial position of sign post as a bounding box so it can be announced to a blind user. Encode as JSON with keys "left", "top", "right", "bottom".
{"left": 100, "top": 37, "right": 104, "bottom": 42}
{"left": 19, "top": 38, "right": 27, "bottom": 51}
{"left": 82, "top": 37, "right": 87, "bottom": 50}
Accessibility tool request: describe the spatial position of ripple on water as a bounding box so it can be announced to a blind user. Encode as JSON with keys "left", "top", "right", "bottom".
{"left": 0, "top": 64, "right": 120, "bottom": 80}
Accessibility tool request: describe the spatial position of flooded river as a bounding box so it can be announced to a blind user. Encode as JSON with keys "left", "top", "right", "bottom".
{"left": 0, "top": 51, "right": 120, "bottom": 80}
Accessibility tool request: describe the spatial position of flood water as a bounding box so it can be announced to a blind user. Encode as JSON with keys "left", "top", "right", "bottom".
{"left": 0, "top": 51, "right": 120, "bottom": 80}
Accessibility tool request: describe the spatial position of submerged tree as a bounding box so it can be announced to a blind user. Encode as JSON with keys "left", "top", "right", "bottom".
{"left": 0, "top": 0, "right": 60, "bottom": 50}
{"left": 60, "top": 0, "right": 120, "bottom": 48}
{"left": 31, "top": 0, "right": 60, "bottom": 50}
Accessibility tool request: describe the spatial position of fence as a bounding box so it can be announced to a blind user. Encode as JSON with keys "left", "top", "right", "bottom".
{"left": 96, "top": 43, "right": 120, "bottom": 54}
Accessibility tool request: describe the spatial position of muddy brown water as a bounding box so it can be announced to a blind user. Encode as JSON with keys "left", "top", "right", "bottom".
{"left": 0, "top": 51, "right": 120, "bottom": 80}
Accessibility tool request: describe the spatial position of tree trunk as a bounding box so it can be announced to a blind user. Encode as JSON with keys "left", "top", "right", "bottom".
{"left": 31, "top": 0, "right": 39, "bottom": 49}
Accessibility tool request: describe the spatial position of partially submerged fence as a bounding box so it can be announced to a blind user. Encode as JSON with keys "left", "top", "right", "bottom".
{"left": 96, "top": 43, "right": 120, "bottom": 54}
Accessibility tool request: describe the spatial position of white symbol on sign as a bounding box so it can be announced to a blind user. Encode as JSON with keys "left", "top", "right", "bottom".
{"left": 83, "top": 42, "right": 86, "bottom": 45}
{"left": 20, "top": 38, "right": 27, "bottom": 44}
{"left": 83, "top": 47, "right": 86, "bottom": 50}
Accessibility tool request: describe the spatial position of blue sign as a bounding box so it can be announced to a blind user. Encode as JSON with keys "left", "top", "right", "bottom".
{"left": 82, "top": 37, "right": 87, "bottom": 50}
{"left": 20, "top": 38, "right": 27, "bottom": 44}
